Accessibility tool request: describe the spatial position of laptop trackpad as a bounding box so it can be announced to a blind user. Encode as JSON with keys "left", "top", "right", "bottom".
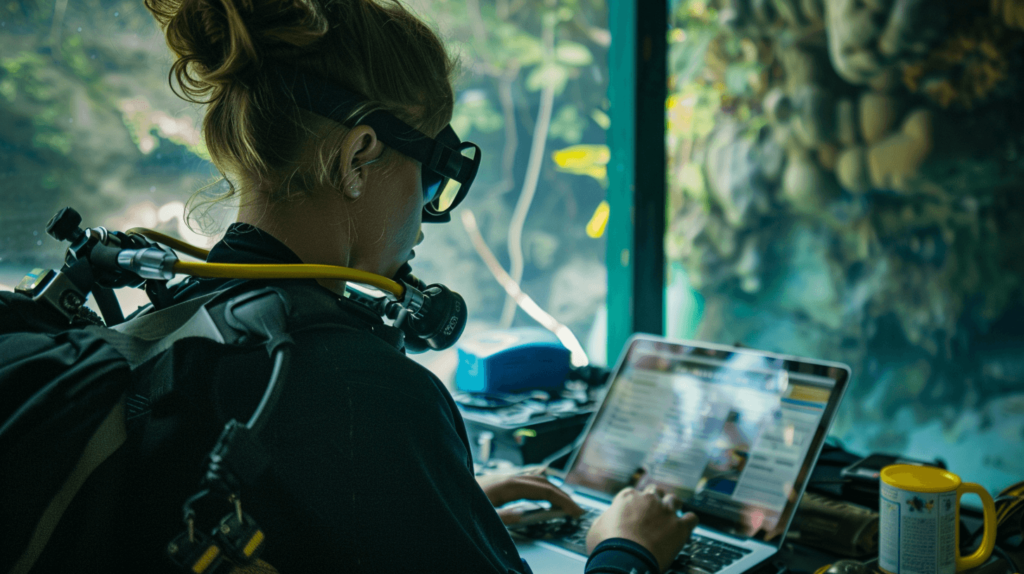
{"left": 516, "top": 538, "right": 587, "bottom": 573}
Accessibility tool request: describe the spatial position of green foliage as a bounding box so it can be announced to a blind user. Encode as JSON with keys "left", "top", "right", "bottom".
{"left": 678, "top": 163, "right": 707, "bottom": 204}
{"left": 2, "top": 0, "right": 611, "bottom": 344}
{"left": 0, "top": 78, "right": 14, "bottom": 101}
{"left": 399, "top": 0, "right": 610, "bottom": 336}
{"left": 60, "top": 34, "right": 98, "bottom": 80}
{"left": 504, "top": 33, "right": 546, "bottom": 66}
{"left": 2, "top": 51, "right": 75, "bottom": 155}
{"left": 451, "top": 90, "right": 504, "bottom": 137}
{"left": 0, "top": 0, "right": 213, "bottom": 250}
{"left": 1, "top": 51, "right": 53, "bottom": 102}
{"left": 526, "top": 61, "right": 570, "bottom": 93}
{"left": 555, "top": 41, "right": 593, "bottom": 66}
{"left": 669, "top": 29, "right": 715, "bottom": 87}
{"left": 663, "top": 0, "right": 1024, "bottom": 483}
{"left": 527, "top": 230, "right": 560, "bottom": 269}
{"left": 414, "top": 0, "right": 605, "bottom": 117}
{"left": 667, "top": 85, "right": 720, "bottom": 140}
{"left": 723, "top": 61, "right": 757, "bottom": 95}
{"left": 668, "top": 0, "right": 767, "bottom": 127}
{"left": 549, "top": 104, "right": 587, "bottom": 143}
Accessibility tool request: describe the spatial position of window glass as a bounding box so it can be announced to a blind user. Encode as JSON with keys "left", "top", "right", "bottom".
{"left": 665, "top": 0, "right": 1024, "bottom": 496}
{"left": 0, "top": 1, "right": 610, "bottom": 379}
{"left": 403, "top": 0, "right": 611, "bottom": 376}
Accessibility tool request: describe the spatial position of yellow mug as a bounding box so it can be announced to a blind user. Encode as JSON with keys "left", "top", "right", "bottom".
{"left": 878, "top": 465, "right": 996, "bottom": 574}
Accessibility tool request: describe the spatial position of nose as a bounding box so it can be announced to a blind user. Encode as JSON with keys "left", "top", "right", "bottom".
{"left": 415, "top": 230, "right": 425, "bottom": 246}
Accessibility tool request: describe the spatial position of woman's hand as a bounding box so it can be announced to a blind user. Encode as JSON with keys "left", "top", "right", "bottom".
{"left": 586, "top": 485, "right": 699, "bottom": 572}
{"left": 476, "top": 473, "right": 584, "bottom": 525}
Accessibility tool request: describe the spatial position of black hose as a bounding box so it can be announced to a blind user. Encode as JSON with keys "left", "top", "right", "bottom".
{"left": 91, "top": 287, "right": 124, "bottom": 326}
{"left": 246, "top": 345, "right": 291, "bottom": 436}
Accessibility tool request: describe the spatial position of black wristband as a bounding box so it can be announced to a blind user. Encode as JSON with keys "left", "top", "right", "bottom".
{"left": 585, "top": 537, "right": 660, "bottom": 574}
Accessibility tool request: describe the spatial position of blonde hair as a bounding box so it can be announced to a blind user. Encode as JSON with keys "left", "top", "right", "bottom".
{"left": 145, "top": 0, "right": 456, "bottom": 222}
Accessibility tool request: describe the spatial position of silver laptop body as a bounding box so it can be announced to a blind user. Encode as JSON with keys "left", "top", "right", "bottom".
{"left": 515, "top": 334, "right": 851, "bottom": 574}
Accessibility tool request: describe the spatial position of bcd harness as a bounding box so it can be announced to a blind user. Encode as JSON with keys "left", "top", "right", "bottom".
{"left": 1, "top": 207, "right": 447, "bottom": 574}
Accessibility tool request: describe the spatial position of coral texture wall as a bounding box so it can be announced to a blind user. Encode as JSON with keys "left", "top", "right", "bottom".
{"left": 665, "top": 0, "right": 1024, "bottom": 490}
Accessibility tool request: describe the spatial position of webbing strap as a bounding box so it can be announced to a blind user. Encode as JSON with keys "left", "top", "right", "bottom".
{"left": 7, "top": 401, "right": 127, "bottom": 574}
{"left": 111, "top": 290, "right": 222, "bottom": 340}
{"left": 5, "top": 285, "right": 370, "bottom": 574}
{"left": 5, "top": 293, "right": 229, "bottom": 573}
{"left": 87, "top": 291, "right": 227, "bottom": 368}
{"left": 229, "top": 558, "right": 281, "bottom": 573}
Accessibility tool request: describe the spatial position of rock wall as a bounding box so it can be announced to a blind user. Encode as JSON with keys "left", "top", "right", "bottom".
{"left": 667, "top": 0, "right": 1024, "bottom": 465}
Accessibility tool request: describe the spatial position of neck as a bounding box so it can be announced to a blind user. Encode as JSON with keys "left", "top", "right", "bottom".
{"left": 235, "top": 192, "right": 353, "bottom": 296}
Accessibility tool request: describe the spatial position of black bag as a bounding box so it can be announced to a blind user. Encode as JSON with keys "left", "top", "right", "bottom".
{"left": 0, "top": 208, "right": 407, "bottom": 572}
{"left": 0, "top": 289, "right": 134, "bottom": 573}
{"left": 0, "top": 273, "right": 401, "bottom": 573}
{"left": 0, "top": 281, "right": 282, "bottom": 574}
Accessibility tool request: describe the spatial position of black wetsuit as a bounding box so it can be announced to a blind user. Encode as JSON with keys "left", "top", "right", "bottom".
{"left": 115, "top": 223, "right": 660, "bottom": 574}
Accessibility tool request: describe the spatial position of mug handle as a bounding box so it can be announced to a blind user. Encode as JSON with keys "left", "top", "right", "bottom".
{"left": 955, "top": 482, "right": 996, "bottom": 571}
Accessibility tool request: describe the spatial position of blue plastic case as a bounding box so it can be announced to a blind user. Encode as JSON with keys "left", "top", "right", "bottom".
{"left": 455, "top": 328, "right": 571, "bottom": 394}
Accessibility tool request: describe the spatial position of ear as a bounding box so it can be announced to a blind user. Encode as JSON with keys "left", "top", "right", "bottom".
{"left": 340, "top": 125, "right": 383, "bottom": 199}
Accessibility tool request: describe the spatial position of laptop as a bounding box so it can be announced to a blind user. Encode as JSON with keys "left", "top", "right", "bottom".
{"left": 513, "top": 334, "right": 851, "bottom": 574}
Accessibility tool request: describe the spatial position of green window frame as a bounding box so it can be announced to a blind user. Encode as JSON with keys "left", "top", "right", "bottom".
{"left": 606, "top": 0, "right": 669, "bottom": 358}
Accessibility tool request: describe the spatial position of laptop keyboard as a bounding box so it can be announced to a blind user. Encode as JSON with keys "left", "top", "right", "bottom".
{"left": 667, "top": 533, "right": 753, "bottom": 574}
{"left": 513, "top": 510, "right": 752, "bottom": 574}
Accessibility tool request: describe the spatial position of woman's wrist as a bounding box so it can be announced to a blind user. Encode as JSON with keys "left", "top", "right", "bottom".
{"left": 585, "top": 537, "right": 661, "bottom": 574}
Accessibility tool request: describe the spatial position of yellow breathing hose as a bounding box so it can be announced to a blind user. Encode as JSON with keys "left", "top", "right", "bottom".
{"left": 127, "top": 228, "right": 210, "bottom": 260}
{"left": 126, "top": 228, "right": 405, "bottom": 297}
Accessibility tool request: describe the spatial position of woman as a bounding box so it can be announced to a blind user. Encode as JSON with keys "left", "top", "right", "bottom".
{"left": 123, "top": 0, "right": 698, "bottom": 572}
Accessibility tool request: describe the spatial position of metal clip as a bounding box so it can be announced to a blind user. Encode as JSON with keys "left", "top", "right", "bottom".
{"left": 15, "top": 268, "right": 88, "bottom": 322}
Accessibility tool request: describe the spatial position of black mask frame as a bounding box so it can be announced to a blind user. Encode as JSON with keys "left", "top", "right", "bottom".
{"left": 272, "top": 64, "right": 480, "bottom": 223}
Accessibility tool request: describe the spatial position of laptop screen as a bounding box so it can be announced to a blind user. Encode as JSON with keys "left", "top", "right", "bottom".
{"left": 563, "top": 336, "right": 849, "bottom": 543}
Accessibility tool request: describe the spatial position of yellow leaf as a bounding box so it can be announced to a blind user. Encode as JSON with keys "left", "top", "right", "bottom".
{"left": 587, "top": 200, "right": 610, "bottom": 238}
{"left": 591, "top": 109, "right": 611, "bottom": 129}
{"left": 552, "top": 145, "right": 610, "bottom": 185}
{"left": 551, "top": 144, "right": 610, "bottom": 169}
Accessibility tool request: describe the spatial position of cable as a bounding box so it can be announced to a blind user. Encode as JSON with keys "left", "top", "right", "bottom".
{"left": 91, "top": 286, "right": 125, "bottom": 326}
{"left": 537, "top": 434, "right": 586, "bottom": 473}
{"left": 461, "top": 209, "right": 590, "bottom": 367}
{"left": 124, "top": 227, "right": 406, "bottom": 297}
{"left": 500, "top": 12, "right": 556, "bottom": 328}
{"left": 127, "top": 227, "right": 210, "bottom": 260}
{"left": 173, "top": 261, "right": 404, "bottom": 297}
{"left": 996, "top": 480, "right": 1024, "bottom": 526}
{"left": 999, "top": 498, "right": 1023, "bottom": 526}
{"left": 999, "top": 499, "right": 1021, "bottom": 524}
{"left": 992, "top": 544, "right": 1018, "bottom": 573}
{"left": 246, "top": 346, "right": 291, "bottom": 436}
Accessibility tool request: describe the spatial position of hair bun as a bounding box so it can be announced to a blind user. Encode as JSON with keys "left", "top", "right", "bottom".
{"left": 146, "top": 0, "right": 327, "bottom": 102}
{"left": 148, "top": 0, "right": 456, "bottom": 207}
